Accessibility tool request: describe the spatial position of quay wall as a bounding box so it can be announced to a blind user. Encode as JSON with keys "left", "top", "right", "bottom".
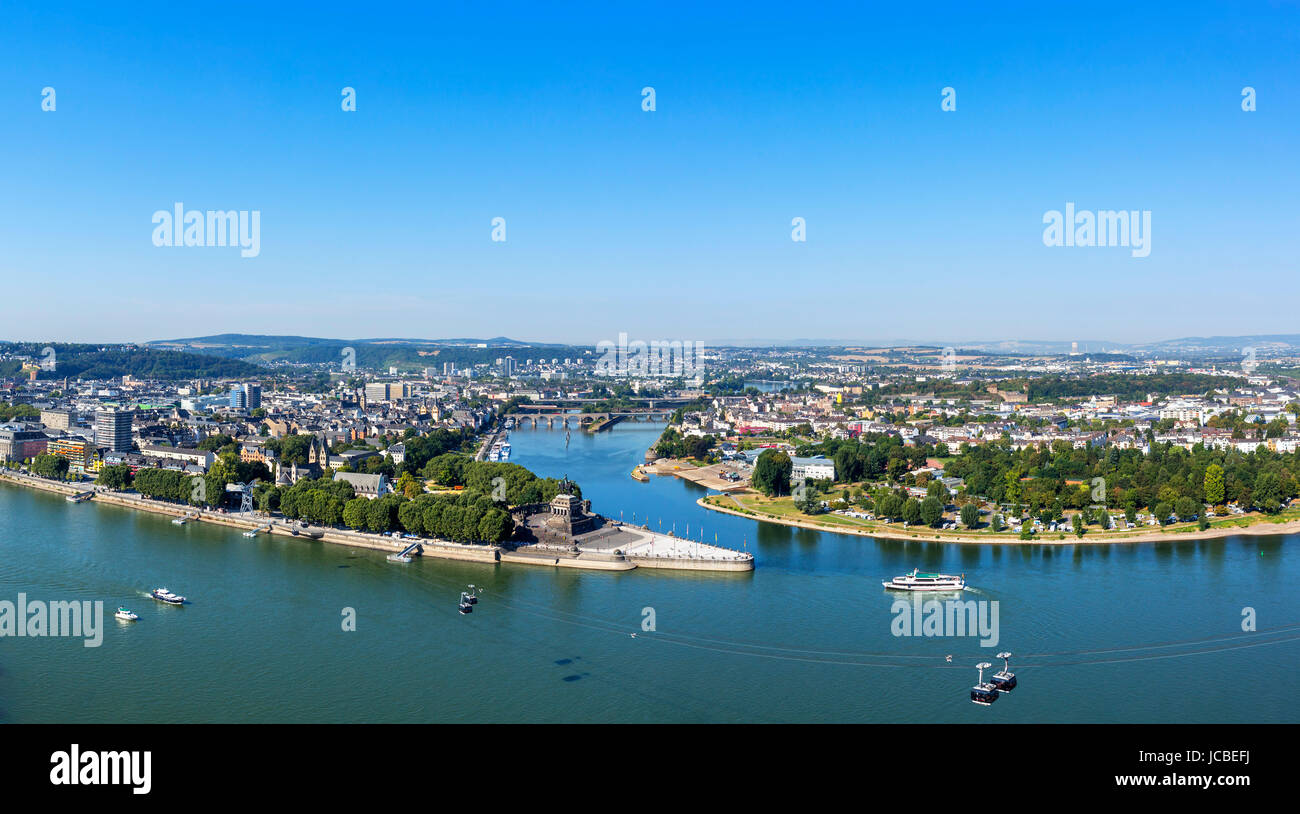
{"left": 0, "top": 472, "right": 757, "bottom": 572}
{"left": 626, "top": 554, "right": 754, "bottom": 572}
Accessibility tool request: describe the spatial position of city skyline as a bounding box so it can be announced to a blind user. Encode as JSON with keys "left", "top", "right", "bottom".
{"left": 3, "top": 1, "right": 1298, "bottom": 344}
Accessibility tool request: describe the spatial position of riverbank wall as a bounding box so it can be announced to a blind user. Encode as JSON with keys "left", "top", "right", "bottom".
{"left": 0, "top": 471, "right": 754, "bottom": 573}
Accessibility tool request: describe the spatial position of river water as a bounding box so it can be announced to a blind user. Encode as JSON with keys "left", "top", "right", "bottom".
{"left": 1, "top": 420, "right": 1296, "bottom": 722}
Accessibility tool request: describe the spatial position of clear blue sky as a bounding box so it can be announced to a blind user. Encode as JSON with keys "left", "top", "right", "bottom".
{"left": 2, "top": 1, "right": 1297, "bottom": 346}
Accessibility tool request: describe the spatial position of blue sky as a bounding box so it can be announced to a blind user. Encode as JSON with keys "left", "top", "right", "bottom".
{"left": 2, "top": 1, "right": 1297, "bottom": 346}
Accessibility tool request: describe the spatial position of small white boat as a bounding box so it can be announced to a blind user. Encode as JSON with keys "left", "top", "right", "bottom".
{"left": 882, "top": 568, "right": 965, "bottom": 592}
{"left": 387, "top": 553, "right": 413, "bottom": 563}
{"left": 114, "top": 607, "right": 139, "bottom": 621}
{"left": 242, "top": 529, "right": 259, "bottom": 538}
{"left": 171, "top": 517, "right": 187, "bottom": 525}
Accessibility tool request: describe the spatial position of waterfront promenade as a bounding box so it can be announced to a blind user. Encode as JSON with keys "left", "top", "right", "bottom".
{"left": 0, "top": 470, "right": 752, "bottom": 573}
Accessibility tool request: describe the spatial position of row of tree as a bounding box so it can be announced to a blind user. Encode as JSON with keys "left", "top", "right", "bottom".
{"left": 422, "top": 456, "right": 578, "bottom": 504}
{"left": 31, "top": 453, "right": 71, "bottom": 480}
{"left": 946, "top": 440, "right": 1299, "bottom": 515}
{"left": 342, "top": 491, "right": 514, "bottom": 543}
{"left": 652, "top": 427, "right": 717, "bottom": 460}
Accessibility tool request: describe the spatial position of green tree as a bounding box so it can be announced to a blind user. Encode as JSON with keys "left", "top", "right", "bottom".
{"left": 95, "top": 464, "right": 132, "bottom": 491}
{"left": 1174, "top": 496, "right": 1200, "bottom": 521}
{"left": 960, "top": 503, "right": 980, "bottom": 529}
{"left": 901, "top": 498, "right": 922, "bottom": 525}
{"left": 1254, "top": 472, "right": 1283, "bottom": 514}
{"left": 1154, "top": 501, "right": 1173, "bottom": 525}
{"left": 920, "top": 496, "right": 943, "bottom": 527}
{"left": 876, "top": 492, "right": 903, "bottom": 520}
{"left": 1204, "top": 464, "right": 1225, "bottom": 505}
{"left": 343, "top": 497, "right": 369, "bottom": 529}
{"left": 198, "top": 434, "right": 235, "bottom": 452}
{"left": 752, "top": 450, "right": 793, "bottom": 497}
{"left": 32, "top": 453, "right": 70, "bottom": 480}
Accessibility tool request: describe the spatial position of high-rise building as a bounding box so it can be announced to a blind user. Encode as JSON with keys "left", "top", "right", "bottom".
{"left": 504, "top": 356, "right": 516, "bottom": 377}
{"left": 242, "top": 382, "right": 262, "bottom": 410}
{"left": 230, "top": 385, "right": 247, "bottom": 410}
{"left": 95, "top": 408, "right": 133, "bottom": 453}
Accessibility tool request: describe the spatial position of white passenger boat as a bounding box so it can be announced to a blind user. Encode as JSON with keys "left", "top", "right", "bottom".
{"left": 114, "top": 607, "right": 139, "bottom": 621}
{"left": 881, "top": 568, "right": 965, "bottom": 592}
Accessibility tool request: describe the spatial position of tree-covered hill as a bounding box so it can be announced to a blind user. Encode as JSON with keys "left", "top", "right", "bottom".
{"left": 0, "top": 343, "right": 264, "bottom": 380}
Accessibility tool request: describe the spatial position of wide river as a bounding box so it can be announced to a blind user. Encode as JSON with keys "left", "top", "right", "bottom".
{"left": 1, "top": 420, "right": 1297, "bottom": 722}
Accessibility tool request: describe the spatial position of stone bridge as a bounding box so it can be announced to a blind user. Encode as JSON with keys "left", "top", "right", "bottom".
{"left": 512, "top": 410, "right": 672, "bottom": 428}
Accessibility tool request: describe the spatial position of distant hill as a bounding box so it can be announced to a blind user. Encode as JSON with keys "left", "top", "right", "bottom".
{"left": 147, "top": 334, "right": 589, "bottom": 370}
{"left": 0, "top": 343, "right": 264, "bottom": 381}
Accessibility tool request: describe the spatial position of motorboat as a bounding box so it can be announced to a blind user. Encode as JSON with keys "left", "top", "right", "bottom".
{"left": 150, "top": 588, "right": 186, "bottom": 605}
{"left": 882, "top": 568, "right": 965, "bottom": 592}
{"left": 114, "top": 607, "right": 139, "bottom": 621}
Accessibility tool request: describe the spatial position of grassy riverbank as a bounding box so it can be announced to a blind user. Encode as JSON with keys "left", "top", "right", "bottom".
{"left": 701, "top": 490, "right": 1300, "bottom": 545}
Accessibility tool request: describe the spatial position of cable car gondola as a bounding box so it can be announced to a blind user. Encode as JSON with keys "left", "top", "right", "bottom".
{"left": 970, "top": 661, "right": 999, "bottom": 706}
{"left": 991, "top": 651, "right": 1016, "bottom": 692}
{"left": 458, "top": 592, "right": 473, "bottom": 614}
{"left": 465, "top": 585, "right": 479, "bottom": 605}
